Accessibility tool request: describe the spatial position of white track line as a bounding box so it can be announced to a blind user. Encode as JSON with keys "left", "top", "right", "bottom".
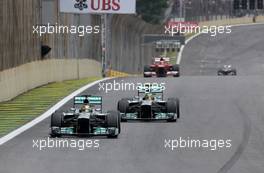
{"left": 176, "top": 22, "right": 264, "bottom": 65}
{"left": 0, "top": 77, "right": 113, "bottom": 146}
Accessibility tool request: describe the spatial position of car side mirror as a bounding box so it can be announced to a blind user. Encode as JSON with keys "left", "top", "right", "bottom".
{"left": 134, "top": 96, "right": 140, "bottom": 100}
{"left": 95, "top": 108, "right": 101, "bottom": 112}
{"left": 156, "top": 96, "right": 162, "bottom": 100}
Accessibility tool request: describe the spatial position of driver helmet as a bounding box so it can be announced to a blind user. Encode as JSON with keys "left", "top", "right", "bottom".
{"left": 80, "top": 99, "right": 91, "bottom": 112}
{"left": 143, "top": 93, "right": 154, "bottom": 101}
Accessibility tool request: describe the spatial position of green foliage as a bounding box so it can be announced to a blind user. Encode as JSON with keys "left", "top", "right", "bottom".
{"left": 137, "top": 0, "right": 168, "bottom": 24}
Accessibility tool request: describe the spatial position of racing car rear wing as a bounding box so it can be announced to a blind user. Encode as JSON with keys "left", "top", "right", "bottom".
{"left": 74, "top": 95, "right": 102, "bottom": 110}
{"left": 137, "top": 85, "right": 164, "bottom": 99}
{"left": 154, "top": 57, "right": 170, "bottom": 62}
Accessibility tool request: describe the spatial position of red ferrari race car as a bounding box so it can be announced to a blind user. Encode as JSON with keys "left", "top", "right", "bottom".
{"left": 144, "top": 57, "right": 180, "bottom": 77}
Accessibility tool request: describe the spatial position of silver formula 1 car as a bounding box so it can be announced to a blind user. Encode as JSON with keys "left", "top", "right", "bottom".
{"left": 117, "top": 85, "right": 180, "bottom": 122}
{"left": 50, "top": 95, "right": 121, "bottom": 138}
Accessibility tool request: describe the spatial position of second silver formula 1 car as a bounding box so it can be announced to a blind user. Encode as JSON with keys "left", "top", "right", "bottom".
{"left": 117, "top": 85, "right": 180, "bottom": 122}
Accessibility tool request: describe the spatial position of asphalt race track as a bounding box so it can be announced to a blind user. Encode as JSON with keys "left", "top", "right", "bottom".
{"left": 181, "top": 24, "right": 264, "bottom": 76}
{"left": 1, "top": 24, "right": 264, "bottom": 173}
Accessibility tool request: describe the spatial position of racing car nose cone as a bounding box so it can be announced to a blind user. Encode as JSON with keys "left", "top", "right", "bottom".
{"left": 79, "top": 112, "right": 91, "bottom": 119}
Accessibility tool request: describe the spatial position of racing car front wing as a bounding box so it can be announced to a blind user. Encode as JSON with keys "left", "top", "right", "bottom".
{"left": 144, "top": 71, "right": 179, "bottom": 77}
{"left": 51, "top": 127, "right": 119, "bottom": 137}
{"left": 120, "top": 112, "right": 177, "bottom": 121}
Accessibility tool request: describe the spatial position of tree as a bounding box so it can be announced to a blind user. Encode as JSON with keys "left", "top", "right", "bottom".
{"left": 136, "top": 0, "right": 168, "bottom": 24}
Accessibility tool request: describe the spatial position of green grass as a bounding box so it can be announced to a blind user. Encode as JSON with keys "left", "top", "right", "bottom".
{"left": 0, "top": 77, "right": 101, "bottom": 137}
{"left": 165, "top": 51, "right": 178, "bottom": 64}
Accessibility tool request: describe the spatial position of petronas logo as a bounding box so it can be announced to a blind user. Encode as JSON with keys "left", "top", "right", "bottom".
{"left": 74, "top": 0, "right": 88, "bottom": 11}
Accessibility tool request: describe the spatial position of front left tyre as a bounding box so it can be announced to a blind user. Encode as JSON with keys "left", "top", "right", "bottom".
{"left": 167, "top": 98, "right": 180, "bottom": 122}
{"left": 107, "top": 111, "right": 121, "bottom": 138}
{"left": 50, "top": 112, "right": 63, "bottom": 137}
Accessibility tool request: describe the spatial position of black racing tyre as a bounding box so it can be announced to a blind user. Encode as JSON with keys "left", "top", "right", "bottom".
{"left": 107, "top": 111, "right": 120, "bottom": 138}
{"left": 121, "top": 118, "right": 127, "bottom": 122}
{"left": 144, "top": 65, "right": 151, "bottom": 72}
{"left": 176, "top": 99, "right": 180, "bottom": 119}
{"left": 167, "top": 98, "right": 180, "bottom": 121}
{"left": 118, "top": 98, "right": 130, "bottom": 122}
{"left": 74, "top": 4, "right": 79, "bottom": 8}
{"left": 51, "top": 112, "right": 62, "bottom": 127}
{"left": 172, "top": 65, "right": 180, "bottom": 77}
{"left": 117, "top": 99, "right": 130, "bottom": 113}
{"left": 232, "top": 70, "right": 237, "bottom": 76}
{"left": 144, "top": 65, "right": 152, "bottom": 78}
{"left": 172, "top": 65, "right": 179, "bottom": 71}
{"left": 118, "top": 112, "right": 121, "bottom": 132}
{"left": 50, "top": 112, "right": 63, "bottom": 137}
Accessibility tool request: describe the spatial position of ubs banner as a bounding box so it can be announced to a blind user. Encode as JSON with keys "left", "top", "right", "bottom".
{"left": 60, "top": 0, "right": 136, "bottom": 14}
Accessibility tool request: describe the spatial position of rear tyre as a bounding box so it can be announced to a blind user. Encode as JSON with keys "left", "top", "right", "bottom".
{"left": 74, "top": 4, "right": 79, "bottom": 9}
{"left": 172, "top": 65, "right": 180, "bottom": 77}
{"left": 167, "top": 98, "right": 180, "bottom": 122}
{"left": 117, "top": 99, "right": 130, "bottom": 113}
{"left": 232, "top": 70, "right": 237, "bottom": 76}
{"left": 118, "top": 99, "right": 130, "bottom": 122}
{"left": 120, "top": 116, "right": 127, "bottom": 122}
{"left": 107, "top": 111, "right": 120, "bottom": 138}
{"left": 50, "top": 112, "right": 63, "bottom": 137}
{"left": 144, "top": 65, "right": 152, "bottom": 78}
